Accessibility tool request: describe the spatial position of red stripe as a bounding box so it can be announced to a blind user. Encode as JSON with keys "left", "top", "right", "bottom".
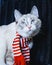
{"left": 22, "top": 38, "right": 24, "bottom": 47}
{"left": 12, "top": 32, "right": 30, "bottom": 62}
{"left": 12, "top": 46, "right": 20, "bottom": 49}
{"left": 13, "top": 40, "right": 20, "bottom": 42}
{"left": 25, "top": 59, "right": 30, "bottom": 62}
{"left": 13, "top": 45, "right": 20, "bottom": 48}
{"left": 13, "top": 48, "right": 21, "bottom": 52}
{"left": 16, "top": 33, "right": 20, "bottom": 36}
{"left": 14, "top": 38, "right": 20, "bottom": 40}
{"left": 12, "top": 43, "right": 20, "bottom": 46}
{"left": 22, "top": 47, "right": 30, "bottom": 51}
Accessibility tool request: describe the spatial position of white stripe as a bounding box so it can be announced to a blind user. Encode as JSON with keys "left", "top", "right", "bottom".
{"left": 14, "top": 53, "right": 22, "bottom": 56}
{"left": 25, "top": 59, "right": 30, "bottom": 61}
{"left": 24, "top": 42, "right": 26, "bottom": 47}
{"left": 13, "top": 45, "right": 20, "bottom": 47}
{"left": 25, "top": 56, "right": 30, "bottom": 58}
{"left": 13, "top": 50, "right": 21, "bottom": 53}
{"left": 23, "top": 53, "right": 30, "bottom": 56}
{"left": 26, "top": 38, "right": 28, "bottom": 41}
{"left": 22, "top": 47, "right": 29, "bottom": 50}
{"left": 26, "top": 49, "right": 30, "bottom": 52}
{"left": 22, "top": 50, "right": 30, "bottom": 53}
{"left": 20, "top": 38, "right": 23, "bottom": 47}
{"left": 23, "top": 38, "right": 25, "bottom": 42}
{"left": 23, "top": 38, "right": 26, "bottom": 47}
{"left": 13, "top": 47, "right": 20, "bottom": 50}
{"left": 14, "top": 38, "right": 19, "bottom": 40}
{"left": 20, "top": 38, "right": 26, "bottom": 47}
{"left": 13, "top": 42, "right": 19, "bottom": 44}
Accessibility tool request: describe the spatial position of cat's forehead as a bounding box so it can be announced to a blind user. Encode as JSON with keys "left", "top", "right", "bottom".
{"left": 24, "top": 14, "right": 37, "bottom": 18}
{"left": 19, "top": 14, "right": 37, "bottom": 20}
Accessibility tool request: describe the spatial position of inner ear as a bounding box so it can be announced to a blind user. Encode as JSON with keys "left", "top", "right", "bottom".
{"left": 14, "top": 9, "right": 22, "bottom": 21}
{"left": 30, "top": 5, "right": 39, "bottom": 17}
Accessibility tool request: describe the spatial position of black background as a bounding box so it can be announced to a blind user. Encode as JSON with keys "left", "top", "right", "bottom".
{"left": 0, "top": 0, "right": 52, "bottom": 65}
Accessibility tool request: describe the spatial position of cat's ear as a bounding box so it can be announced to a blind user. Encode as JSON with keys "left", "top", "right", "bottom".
{"left": 30, "top": 5, "right": 39, "bottom": 17}
{"left": 14, "top": 9, "right": 22, "bottom": 21}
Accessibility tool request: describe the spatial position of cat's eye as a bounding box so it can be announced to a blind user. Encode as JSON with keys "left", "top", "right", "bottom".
{"left": 22, "top": 21, "right": 25, "bottom": 24}
{"left": 23, "top": 19, "right": 25, "bottom": 21}
{"left": 21, "top": 21, "right": 27, "bottom": 26}
{"left": 31, "top": 19, "right": 35, "bottom": 24}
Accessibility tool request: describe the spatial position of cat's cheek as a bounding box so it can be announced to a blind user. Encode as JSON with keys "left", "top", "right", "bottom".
{"left": 31, "top": 26, "right": 36, "bottom": 31}
{"left": 17, "top": 25, "right": 23, "bottom": 30}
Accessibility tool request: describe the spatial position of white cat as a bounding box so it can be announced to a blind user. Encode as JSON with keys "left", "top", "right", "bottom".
{"left": 0, "top": 6, "right": 41, "bottom": 65}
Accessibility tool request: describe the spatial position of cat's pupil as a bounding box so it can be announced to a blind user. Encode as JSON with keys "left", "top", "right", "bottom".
{"left": 21, "top": 18, "right": 25, "bottom": 24}
{"left": 22, "top": 21, "right": 25, "bottom": 24}
{"left": 31, "top": 19, "right": 35, "bottom": 24}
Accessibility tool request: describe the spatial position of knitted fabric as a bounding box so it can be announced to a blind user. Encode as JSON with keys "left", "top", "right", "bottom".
{"left": 12, "top": 32, "right": 30, "bottom": 65}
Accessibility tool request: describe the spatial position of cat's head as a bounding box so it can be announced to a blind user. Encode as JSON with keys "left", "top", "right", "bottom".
{"left": 14, "top": 5, "right": 41, "bottom": 38}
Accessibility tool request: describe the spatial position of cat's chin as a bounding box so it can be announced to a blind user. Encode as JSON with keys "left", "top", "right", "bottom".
{"left": 18, "top": 32, "right": 31, "bottom": 38}
{"left": 22, "top": 35, "right": 31, "bottom": 38}
{"left": 16, "top": 29, "right": 32, "bottom": 38}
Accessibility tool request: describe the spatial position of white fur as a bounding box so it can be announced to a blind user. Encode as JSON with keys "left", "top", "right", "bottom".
{"left": 30, "top": 6, "right": 39, "bottom": 17}
{"left": 0, "top": 22, "right": 16, "bottom": 65}
{"left": 15, "top": 14, "right": 41, "bottom": 37}
{"left": 14, "top": 9, "right": 22, "bottom": 21}
{"left": 14, "top": 6, "right": 41, "bottom": 38}
{"left": 0, "top": 22, "right": 33, "bottom": 65}
{"left": 0, "top": 5, "right": 41, "bottom": 65}
{"left": 0, "top": 29, "right": 6, "bottom": 65}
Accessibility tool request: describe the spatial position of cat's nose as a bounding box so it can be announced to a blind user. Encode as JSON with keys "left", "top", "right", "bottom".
{"left": 28, "top": 26, "right": 31, "bottom": 29}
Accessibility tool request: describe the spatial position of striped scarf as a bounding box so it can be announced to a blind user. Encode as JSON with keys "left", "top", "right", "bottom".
{"left": 12, "top": 32, "right": 30, "bottom": 65}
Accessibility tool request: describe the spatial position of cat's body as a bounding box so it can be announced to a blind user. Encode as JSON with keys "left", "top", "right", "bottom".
{"left": 0, "top": 6, "right": 41, "bottom": 65}
{"left": 0, "top": 22, "right": 34, "bottom": 65}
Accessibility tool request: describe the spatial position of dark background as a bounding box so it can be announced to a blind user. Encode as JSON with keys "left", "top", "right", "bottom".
{"left": 0, "top": 0, "right": 52, "bottom": 65}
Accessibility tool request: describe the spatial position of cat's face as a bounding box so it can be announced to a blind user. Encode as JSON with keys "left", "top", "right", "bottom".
{"left": 16, "top": 14, "right": 40, "bottom": 37}
{"left": 14, "top": 6, "right": 41, "bottom": 37}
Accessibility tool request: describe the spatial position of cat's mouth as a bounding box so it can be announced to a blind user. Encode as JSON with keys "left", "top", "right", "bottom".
{"left": 29, "top": 29, "right": 31, "bottom": 31}
{"left": 26, "top": 29, "right": 32, "bottom": 34}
